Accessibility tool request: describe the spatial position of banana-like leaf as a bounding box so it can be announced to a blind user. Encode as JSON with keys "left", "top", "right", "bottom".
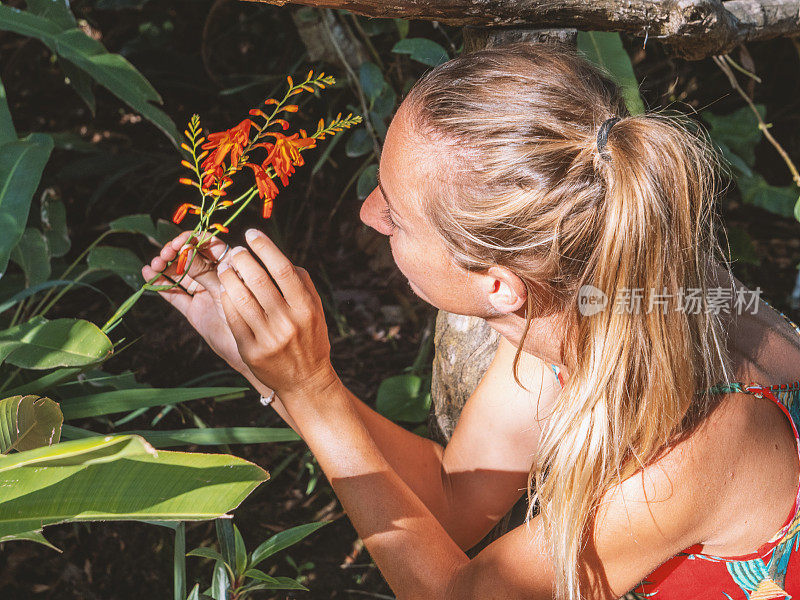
{"left": 0, "top": 435, "right": 268, "bottom": 539}
{"left": 0, "top": 5, "right": 179, "bottom": 145}
{"left": 0, "top": 395, "right": 62, "bottom": 453}
{"left": 0, "top": 133, "right": 54, "bottom": 276}
{"left": 10, "top": 228, "right": 51, "bottom": 288}
{"left": 0, "top": 317, "right": 113, "bottom": 369}
{"left": 61, "top": 425, "right": 300, "bottom": 448}
{"left": 577, "top": 31, "right": 645, "bottom": 116}
{"left": 59, "top": 386, "right": 247, "bottom": 420}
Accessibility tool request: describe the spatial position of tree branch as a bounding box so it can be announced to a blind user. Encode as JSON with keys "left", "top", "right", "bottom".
{"left": 241, "top": 0, "right": 800, "bottom": 60}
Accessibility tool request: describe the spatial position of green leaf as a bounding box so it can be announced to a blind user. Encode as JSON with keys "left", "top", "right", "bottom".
{"left": 577, "top": 31, "right": 644, "bottom": 116}
{"left": 10, "top": 228, "right": 51, "bottom": 287}
{"left": 0, "top": 317, "right": 113, "bottom": 370}
{"left": 186, "top": 584, "right": 200, "bottom": 600}
{"left": 187, "top": 547, "right": 227, "bottom": 564}
{"left": 372, "top": 84, "right": 397, "bottom": 120}
{"left": 87, "top": 245, "right": 144, "bottom": 289}
{"left": 110, "top": 213, "right": 158, "bottom": 240}
{"left": 40, "top": 196, "right": 70, "bottom": 258}
{"left": 725, "top": 226, "right": 760, "bottom": 266}
{"left": 0, "top": 528, "right": 60, "bottom": 551}
{"left": 59, "top": 386, "right": 247, "bottom": 420}
{"left": 249, "top": 522, "right": 329, "bottom": 570}
{"left": 0, "top": 133, "right": 54, "bottom": 276}
{"left": 357, "top": 164, "right": 378, "bottom": 201}
{"left": 357, "top": 16, "right": 395, "bottom": 36}
{"left": 359, "top": 62, "right": 385, "bottom": 103}
{"left": 174, "top": 522, "right": 186, "bottom": 600}
{"left": 243, "top": 568, "right": 280, "bottom": 583}
{"left": 0, "top": 75, "right": 16, "bottom": 144}
{"left": 0, "top": 279, "right": 103, "bottom": 316}
{"left": 234, "top": 524, "right": 248, "bottom": 577}
{"left": 155, "top": 219, "right": 182, "bottom": 245}
{"left": 376, "top": 374, "right": 431, "bottom": 423}
{"left": 0, "top": 435, "right": 267, "bottom": 539}
{"left": 394, "top": 18, "right": 409, "bottom": 40}
{"left": 392, "top": 38, "right": 448, "bottom": 67}
{"left": 0, "top": 395, "right": 62, "bottom": 453}
{"left": 345, "top": 128, "right": 372, "bottom": 158}
{"left": 795, "top": 196, "right": 800, "bottom": 224}
{"left": 242, "top": 577, "right": 307, "bottom": 591}
{"left": 62, "top": 425, "right": 300, "bottom": 447}
{"left": 26, "top": 0, "right": 77, "bottom": 30}
{"left": 737, "top": 174, "right": 799, "bottom": 219}
{"left": 701, "top": 105, "right": 766, "bottom": 169}
{"left": 216, "top": 518, "right": 237, "bottom": 573}
{"left": 0, "top": 6, "right": 179, "bottom": 145}
{"left": 211, "top": 559, "right": 230, "bottom": 600}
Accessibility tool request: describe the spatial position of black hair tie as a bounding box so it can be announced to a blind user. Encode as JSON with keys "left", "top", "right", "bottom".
{"left": 596, "top": 117, "right": 620, "bottom": 161}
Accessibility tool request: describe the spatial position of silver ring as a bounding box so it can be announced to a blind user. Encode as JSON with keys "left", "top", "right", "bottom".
{"left": 216, "top": 244, "right": 230, "bottom": 264}
{"left": 259, "top": 391, "right": 276, "bottom": 406}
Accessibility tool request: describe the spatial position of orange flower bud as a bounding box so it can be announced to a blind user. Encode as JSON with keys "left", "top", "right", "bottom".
{"left": 307, "top": 69, "right": 313, "bottom": 79}
{"left": 181, "top": 142, "right": 192, "bottom": 152}
{"left": 288, "top": 88, "right": 303, "bottom": 96}
{"left": 282, "top": 105, "right": 299, "bottom": 113}
{"left": 249, "top": 109, "right": 269, "bottom": 119}
{"left": 264, "top": 98, "right": 279, "bottom": 105}
{"left": 209, "top": 189, "right": 227, "bottom": 197}
{"left": 262, "top": 199, "right": 273, "bottom": 219}
{"left": 274, "top": 119, "right": 289, "bottom": 130}
{"left": 318, "top": 118, "right": 324, "bottom": 130}
{"left": 287, "top": 75, "right": 294, "bottom": 87}
{"left": 178, "top": 177, "right": 195, "bottom": 186}
{"left": 176, "top": 247, "right": 191, "bottom": 275}
{"left": 211, "top": 223, "right": 229, "bottom": 234}
{"left": 172, "top": 203, "right": 189, "bottom": 224}
{"left": 184, "top": 129, "right": 192, "bottom": 138}
{"left": 220, "top": 200, "right": 234, "bottom": 207}
{"left": 181, "top": 160, "right": 194, "bottom": 169}
{"left": 198, "top": 150, "right": 209, "bottom": 160}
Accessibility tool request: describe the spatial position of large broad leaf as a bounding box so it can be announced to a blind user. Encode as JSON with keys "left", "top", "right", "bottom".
{"left": 577, "top": 31, "right": 645, "bottom": 116}
{"left": 61, "top": 425, "right": 301, "bottom": 448}
{"left": 0, "top": 317, "right": 113, "bottom": 369}
{"left": 375, "top": 374, "right": 431, "bottom": 423}
{"left": 0, "top": 5, "right": 179, "bottom": 145}
{"left": 0, "top": 434, "right": 268, "bottom": 539}
{"left": 0, "top": 133, "right": 54, "bottom": 276}
{"left": 10, "top": 228, "right": 51, "bottom": 288}
{"left": 59, "top": 386, "right": 248, "bottom": 419}
{"left": 0, "top": 395, "right": 62, "bottom": 453}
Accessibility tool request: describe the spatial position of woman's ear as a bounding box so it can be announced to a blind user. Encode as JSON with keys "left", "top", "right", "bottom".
{"left": 485, "top": 266, "right": 527, "bottom": 314}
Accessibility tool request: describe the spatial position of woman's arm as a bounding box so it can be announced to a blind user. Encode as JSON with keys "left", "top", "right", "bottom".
{"left": 215, "top": 233, "right": 722, "bottom": 599}
{"left": 147, "top": 232, "right": 553, "bottom": 550}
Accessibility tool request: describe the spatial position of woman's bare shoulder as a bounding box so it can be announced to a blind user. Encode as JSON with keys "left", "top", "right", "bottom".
{"left": 596, "top": 391, "right": 799, "bottom": 557}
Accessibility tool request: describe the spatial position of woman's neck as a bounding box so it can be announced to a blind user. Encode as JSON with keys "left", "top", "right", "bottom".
{"left": 485, "top": 308, "right": 570, "bottom": 374}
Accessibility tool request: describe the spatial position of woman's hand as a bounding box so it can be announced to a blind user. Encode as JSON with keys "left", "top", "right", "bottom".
{"left": 216, "top": 228, "right": 336, "bottom": 399}
{"left": 141, "top": 232, "right": 253, "bottom": 378}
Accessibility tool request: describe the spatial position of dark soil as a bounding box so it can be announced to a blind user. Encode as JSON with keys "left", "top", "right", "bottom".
{"left": 1, "top": 2, "right": 800, "bottom": 599}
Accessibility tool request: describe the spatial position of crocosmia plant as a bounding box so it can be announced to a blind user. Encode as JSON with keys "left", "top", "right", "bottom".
{"left": 102, "top": 70, "right": 361, "bottom": 332}
{"left": 170, "top": 70, "right": 362, "bottom": 274}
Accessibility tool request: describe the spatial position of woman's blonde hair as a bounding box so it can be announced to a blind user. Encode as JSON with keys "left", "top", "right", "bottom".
{"left": 404, "top": 42, "right": 733, "bottom": 599}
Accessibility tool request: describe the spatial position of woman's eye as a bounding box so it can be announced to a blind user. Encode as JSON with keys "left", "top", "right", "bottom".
{"left": 380, "top": 206, "right": 397, "bottom": 232}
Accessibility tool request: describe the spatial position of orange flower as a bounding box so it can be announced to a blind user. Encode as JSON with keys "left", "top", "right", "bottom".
{"left": 211, "top": 223, "right": 229, "bottom": 234}
{"left": 200, "top": 119, "right": 253, "bottom": 174}
{"left": 262, "top": 198, "right": 274, "bottom": 219}
{"left": 244, "top": 163, "right": 279, "bottom": 203}
{"left": 261, "top": 131, "right": 316, "bottom": 186}
{"left": 172, "top": 203, "right": 201, "bottom": 224}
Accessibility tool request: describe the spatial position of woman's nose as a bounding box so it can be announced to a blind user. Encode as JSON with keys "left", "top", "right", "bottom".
{"left": 359, "top": 187, "right": 388, "bottom": 234}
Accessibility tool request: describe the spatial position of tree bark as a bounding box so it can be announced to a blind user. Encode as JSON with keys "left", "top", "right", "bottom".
{"left": 244, "top": 0, "right": 800, "bottom": 60}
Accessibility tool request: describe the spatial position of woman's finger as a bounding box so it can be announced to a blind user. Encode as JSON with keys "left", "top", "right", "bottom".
{"left": 219, "top": 286, "right": 257, "bottom": 349}
{"left": 244, "top": 229, "right": 308, "bottom": 310}
{"left": 218, "top": 262, "right": 270, "bottom": 336}
{"left": 228, "top": 246, "right": 284, "bottom": 311}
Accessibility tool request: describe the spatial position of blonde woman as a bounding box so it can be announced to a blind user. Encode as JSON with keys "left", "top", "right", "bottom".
{"left": 143, "top": 43, "right": 800, "bottom": 599}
